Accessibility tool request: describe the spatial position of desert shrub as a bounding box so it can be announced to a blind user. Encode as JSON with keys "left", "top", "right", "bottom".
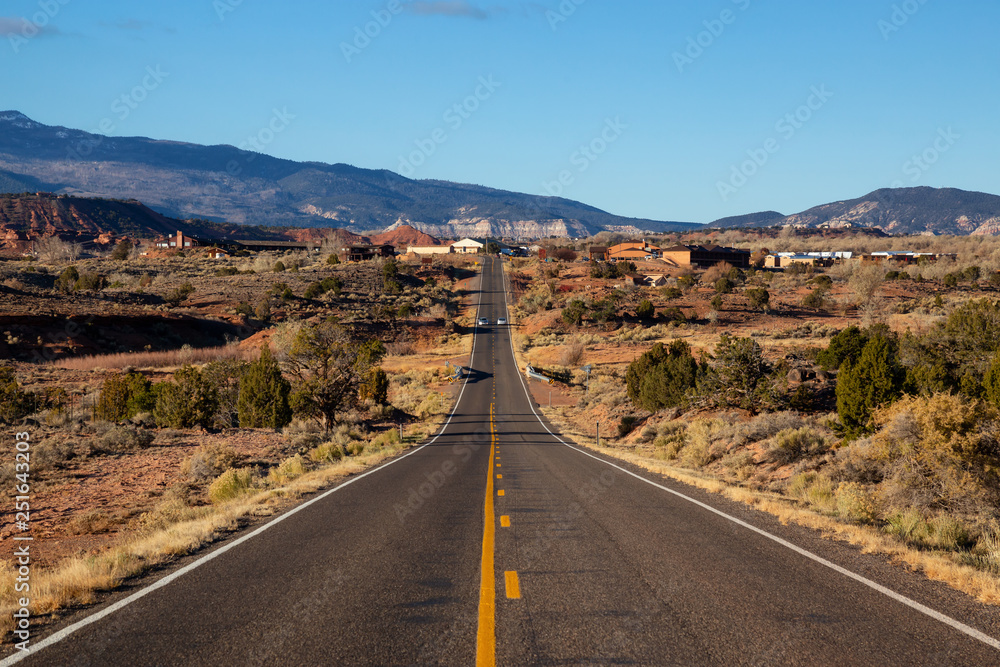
{"left": 768, "top": 427, "right": 827, "bottom": 464}
{"left": 801, "top": 288, "right": 827, "bottom": 310}
{"left": 0, "top": 367, "right": 35, "bottom": 424}
{"left": 54, "top": 266, "right": 79, "bottom": 293}
{"left": 111, "top": 239, "right": 133, "bottom": 261}
{"left": 75, "top": 271, "right": 105, "bottom": 291}
{"left": 653, "top": 423, "right": 687, "bottom": 460}
{"left": 636, "top": 299, "right": 655, "bottom": 320}
{"left": 786, "top": 472, "right": 837, "bottom": 513}
{"left": 559, "top": 339, "right": 586, "bottom": 366}
{"left": 836, "top": 333, "right": 905, "bottom": 435}
{"left": 327, "top": 254, "right": 340, "bottom": 265}
{"left": 944, "top": 273, "right": 959, "bottom": 288}
{"left": 518, "top": 285, "right": 553, "bottom": 314}
{"left": 661, "top": 287, "right": 682, "bottom": 299}
{"left": 93, "top": 371, "right": 155, "bottom": 422}
{"left": 746, "top": 287, "right": 770, "bottom": 311}
{"left": 861, "top": 394, "right": 1000, "bottom": 514}
{"left": 359, "top": 367, "right": 390, "bottom": 406}
{"left": 164, "top": 282, "right": 195, "bottom": 306}
{"left": 208, "top": 468, "right": 256, "bottom": 503}
{"left": 710, "top": 294, "right": 724, "bottom": 310}
{"left": 215, "top": 266, "right": 239, "bottom": 277}
{"left": 562, "top": 299, "right": 586, "bottom": 326}
{"left": 617, "top": 416, "right": 638, "bottom": 438}
{"left": 714, "top": 277, "right": 734, "bottom": 294}
{"left": 835, "top": 482, "right": 879, "bottom": 523}
{"left": 625, "top": 340, "right": 699, "bottom": 412}
{"left": 309, "top": 441, "right": 345, "bottom": 463}
{"left": 268, "top": 454, "right": 307, "bottom": 485}
{"left": 182, "top": 443, "right": 240, "bottom": 481}
{"left": 97, "top": 425, "right": 155, "bottom": 453}
{"left": 154, "top": 365, "right": 219, "bottom": 429}
{"left": 415, "top": 392, "right": 444, "bottom": 419}
{"left": 273, "top": 261, "right": 286, "bottom": 273}
{"left": 708, "top": 335, "right": 771, "bottom": 412}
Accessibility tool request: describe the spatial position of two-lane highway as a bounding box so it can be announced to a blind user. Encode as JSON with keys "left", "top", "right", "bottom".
{"left": 7, "top": 257, "right": 1000, "bottom": 666}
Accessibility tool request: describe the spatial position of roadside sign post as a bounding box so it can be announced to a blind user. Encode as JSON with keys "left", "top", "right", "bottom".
{"left": 597, "top": 420, "right": 600, "bottom": 448}
{"left": 582, "top": 365, "right": 593, "bottom": 395}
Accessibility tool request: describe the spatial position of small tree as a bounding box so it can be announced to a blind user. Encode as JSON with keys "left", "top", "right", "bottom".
{"left": 714, "top": 277, "right": 734, "bottom": 294}
{"left": 625, "top": 340, "right": 699, "bottom": 412}
{"left": 0, "top": 367, "right": 33, "bottom": 424}
{"left": 562, "top": 299, "right": 586, "bottom": 326}
{"left": 273, "top": 260, "right": 286, "bottom": 273}
{"left": 326, "top": 254, "right": 340, "bottom": 265}
{"left": 238, "top": 345, "right": 292, "bottom": 429}
{"left": 636, "top": 299, "right": 655, "bottom": 320}
{"left": 711, "top": 335, "right": 771, "bottom": 412}
{"left": 154, "top": 365, "right": 219, "bottom": 429}
{"left": 850, "top": 263, "right": 886, "bottom": 325}
{"left": 817, "top": 325, "right": 869, "bottom": 370}
{"left": 746, "top": 288, "right": 770, "bottom": 311}
{"left": 360, "top": 367, "right": 390, "bottom": 405}
{"left": 111, "top": 239, "right": 133, "bottom": 261}
{"left": 284, "top": 323, "right": 385, "bottom": 430}
{"left": 54, "top": 266, "right": 79, "bottom": 293}
{"left": 94, "top": 371, "right": 155, "bottom": 422}
{"left": 836, "top": 333, "right": 905, "bottom": 435}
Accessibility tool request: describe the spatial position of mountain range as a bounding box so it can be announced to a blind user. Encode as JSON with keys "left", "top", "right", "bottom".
{"left": 3, "top": 111, "right": 1000, "bottom": 239}
{"left": 0, "top": 111, "right": 697, "bottom": 238}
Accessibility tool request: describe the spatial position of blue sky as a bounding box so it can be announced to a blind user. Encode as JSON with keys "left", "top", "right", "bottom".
{"left": 2, "top": 0, "right": 998, "bottom": 223}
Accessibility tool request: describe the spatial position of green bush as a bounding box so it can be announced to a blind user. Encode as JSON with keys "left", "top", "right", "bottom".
{"left": 154, "top": 365, "right": 219, "bottom": 429}
{"left": 817, "top": 326, "right": 868, "bottom": 371}
{"left": 0, "top": 367, "right": 34, "bottom": 424}
{"left": 836, "top": 333, "right": 905, "bottom": 436}
{"left": 111, "top": 239, "right": 133, "bottom": 261}
{"left": 746, "top": 288, "right": 770, "bottom": 311}
{"left": 93, "top": 371, "right": 156, "bottom": 422}
{"left": 626, "top": 340, "right": 699, "bottom": 412}
{"left": 769, "top": 427, "right": 827, "bottom": 464}
{"left": 54, "top": 266, "right": 79, "bottom": 293}
{"left": 238, "top": 345, "right": 292, "bottom": 429}
{"left": 714, "top": 277, "right": 734, "bottom": 294}
{"left": 562, "top": 299, "right": 586, "bottom": 326}
{"left": 273, "top": 261, "right": 286, "bottom": 273}
{"left": 636, "top": 299, "right": 654, "bottom": 320}
{"left": 327, "top": 254, "right": 340, "bottom": 265}
{"left": 164, "top": 282, "right": 195, "bottom": 306}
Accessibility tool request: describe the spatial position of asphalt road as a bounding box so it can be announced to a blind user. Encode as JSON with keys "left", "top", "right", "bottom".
{"left": 7, "top": 256, "right": 1000, "bottom": 666}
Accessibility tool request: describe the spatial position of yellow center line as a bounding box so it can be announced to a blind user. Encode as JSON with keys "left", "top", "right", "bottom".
{"left": 476, "top": 404, "right": 497, "bottom": 667}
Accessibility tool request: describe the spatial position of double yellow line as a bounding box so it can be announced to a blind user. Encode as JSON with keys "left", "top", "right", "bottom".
{"left": 476, "top": 403, "right": 497, "bottom": 666}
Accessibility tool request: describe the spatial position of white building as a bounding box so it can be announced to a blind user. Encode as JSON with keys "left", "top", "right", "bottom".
{"left": 451, "top": 238, "right": 485, "bottom": 254}
{"left": 407, "top": 245, "right": 453, "bottom": 255}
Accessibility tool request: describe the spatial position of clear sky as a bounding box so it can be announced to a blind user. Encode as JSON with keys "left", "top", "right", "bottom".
{"left": 2, "top": 0, "right": 998, "bottom": 223}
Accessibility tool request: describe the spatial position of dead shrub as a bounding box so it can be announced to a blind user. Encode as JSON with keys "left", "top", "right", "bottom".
{"left": 182, "top": 443, "right": 241, "bottom": 482}
{"left": 94, "top": 425, "right": 155, "bottom": 453}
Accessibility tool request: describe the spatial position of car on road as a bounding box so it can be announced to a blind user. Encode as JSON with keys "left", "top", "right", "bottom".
{"left": 477, "top": 317, "right": 489, "bottom": 326}
{"left": 497, "top": 317, "right": 507, "bottom": 325}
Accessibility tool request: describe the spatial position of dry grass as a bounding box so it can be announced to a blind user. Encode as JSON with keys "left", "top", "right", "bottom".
{"left": 543, "top": 407, "right": 1000, "bottom": 606}
{"left": 53, "top": 344, "right": 253, "bottom": 371}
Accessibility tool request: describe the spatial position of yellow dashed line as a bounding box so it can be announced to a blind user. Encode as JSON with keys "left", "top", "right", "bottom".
{"left": 505, "top": 571, "right": 521, "bottom": 599}
{"left": 498, "top": 489, "right": 505, "bottom": 496}
{"left": 500, "top": 515, "right": 510, "bottom": 527}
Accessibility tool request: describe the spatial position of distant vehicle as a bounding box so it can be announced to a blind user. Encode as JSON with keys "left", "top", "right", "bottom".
{"left": 478, "top": 317, "right": 489, "bottom": 326}
{"left": 497, "top": 317, "right": 507, "bottom": 325}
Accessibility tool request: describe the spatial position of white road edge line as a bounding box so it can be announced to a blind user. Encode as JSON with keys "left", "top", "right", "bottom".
{"left": 0, "top": 265, "right": 490, "bottom": 666}
{"left": 497, "top": 257, "right": 1000, "bottom": 653}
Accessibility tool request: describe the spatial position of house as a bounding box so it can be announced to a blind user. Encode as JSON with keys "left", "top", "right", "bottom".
{"left": 340, "top": 244, "right": 396, "bottom": 262}
{"left": 660, "top": 244, "right": 751, "bottom": 269}
{"left": 208, "top": 248, "right": 230, "bottom": 259}
{"left": 155, "top": 231, "right": 199, "bottom": 250}
{"left": 643, "top": 274, "right": 668, "bottom": 287}
{"left": 451, "top": 239, "right": 485, "bottom": 254}
{"left": 764, "top": 254, "right": 830, "bottom": 269}
{"left": 407, "top": 245, "right": 453, "bottom": 255}
{"left": 607, "top": 242, "right": 661, "bottom": 261}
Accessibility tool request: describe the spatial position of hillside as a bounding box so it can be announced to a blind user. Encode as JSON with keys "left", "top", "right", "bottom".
{"left": 0, "top": 111, "right": 698, "bottom": 237}
{"left": 715, "top": 187, "right": 1000, "bottom": 236}
{"left": 0, "top": 193, "right": 364, "bottom": 251}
